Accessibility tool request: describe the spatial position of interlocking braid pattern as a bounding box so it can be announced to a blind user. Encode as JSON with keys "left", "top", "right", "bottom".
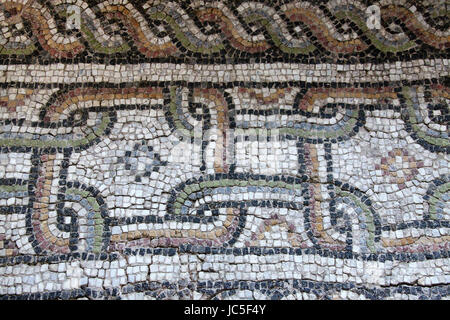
{"left": 0, "top": 0, "right": 448, "bottom": 300}
{"left": 0, "top": 0, "right": 448, "bottom": 62}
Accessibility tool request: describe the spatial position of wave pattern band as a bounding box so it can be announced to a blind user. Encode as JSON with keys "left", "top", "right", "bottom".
{"left": 0, "top": 0, "right": 448, "bottom": 63}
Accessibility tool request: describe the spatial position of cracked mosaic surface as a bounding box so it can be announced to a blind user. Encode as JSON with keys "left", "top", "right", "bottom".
{"left": 0, "top": 0, "right": 449, "bottom": 300}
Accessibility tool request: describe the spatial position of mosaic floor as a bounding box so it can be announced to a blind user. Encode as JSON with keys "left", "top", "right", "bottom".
{"left": 0, "top": 0, "right": 449, "bottom": 300}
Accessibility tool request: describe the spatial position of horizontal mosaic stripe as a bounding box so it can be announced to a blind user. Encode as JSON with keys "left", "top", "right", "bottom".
{"left": 0, "top": 0, "right": 448, "bottom": 63}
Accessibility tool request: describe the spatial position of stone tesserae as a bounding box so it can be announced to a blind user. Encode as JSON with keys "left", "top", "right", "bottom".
{"left": 0, "top": 0, "right": 448, "bottom": 300}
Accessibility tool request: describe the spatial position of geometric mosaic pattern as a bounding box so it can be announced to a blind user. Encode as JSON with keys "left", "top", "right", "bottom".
{"left": 0, "top": 0, "right": 448, "bottom": 300}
